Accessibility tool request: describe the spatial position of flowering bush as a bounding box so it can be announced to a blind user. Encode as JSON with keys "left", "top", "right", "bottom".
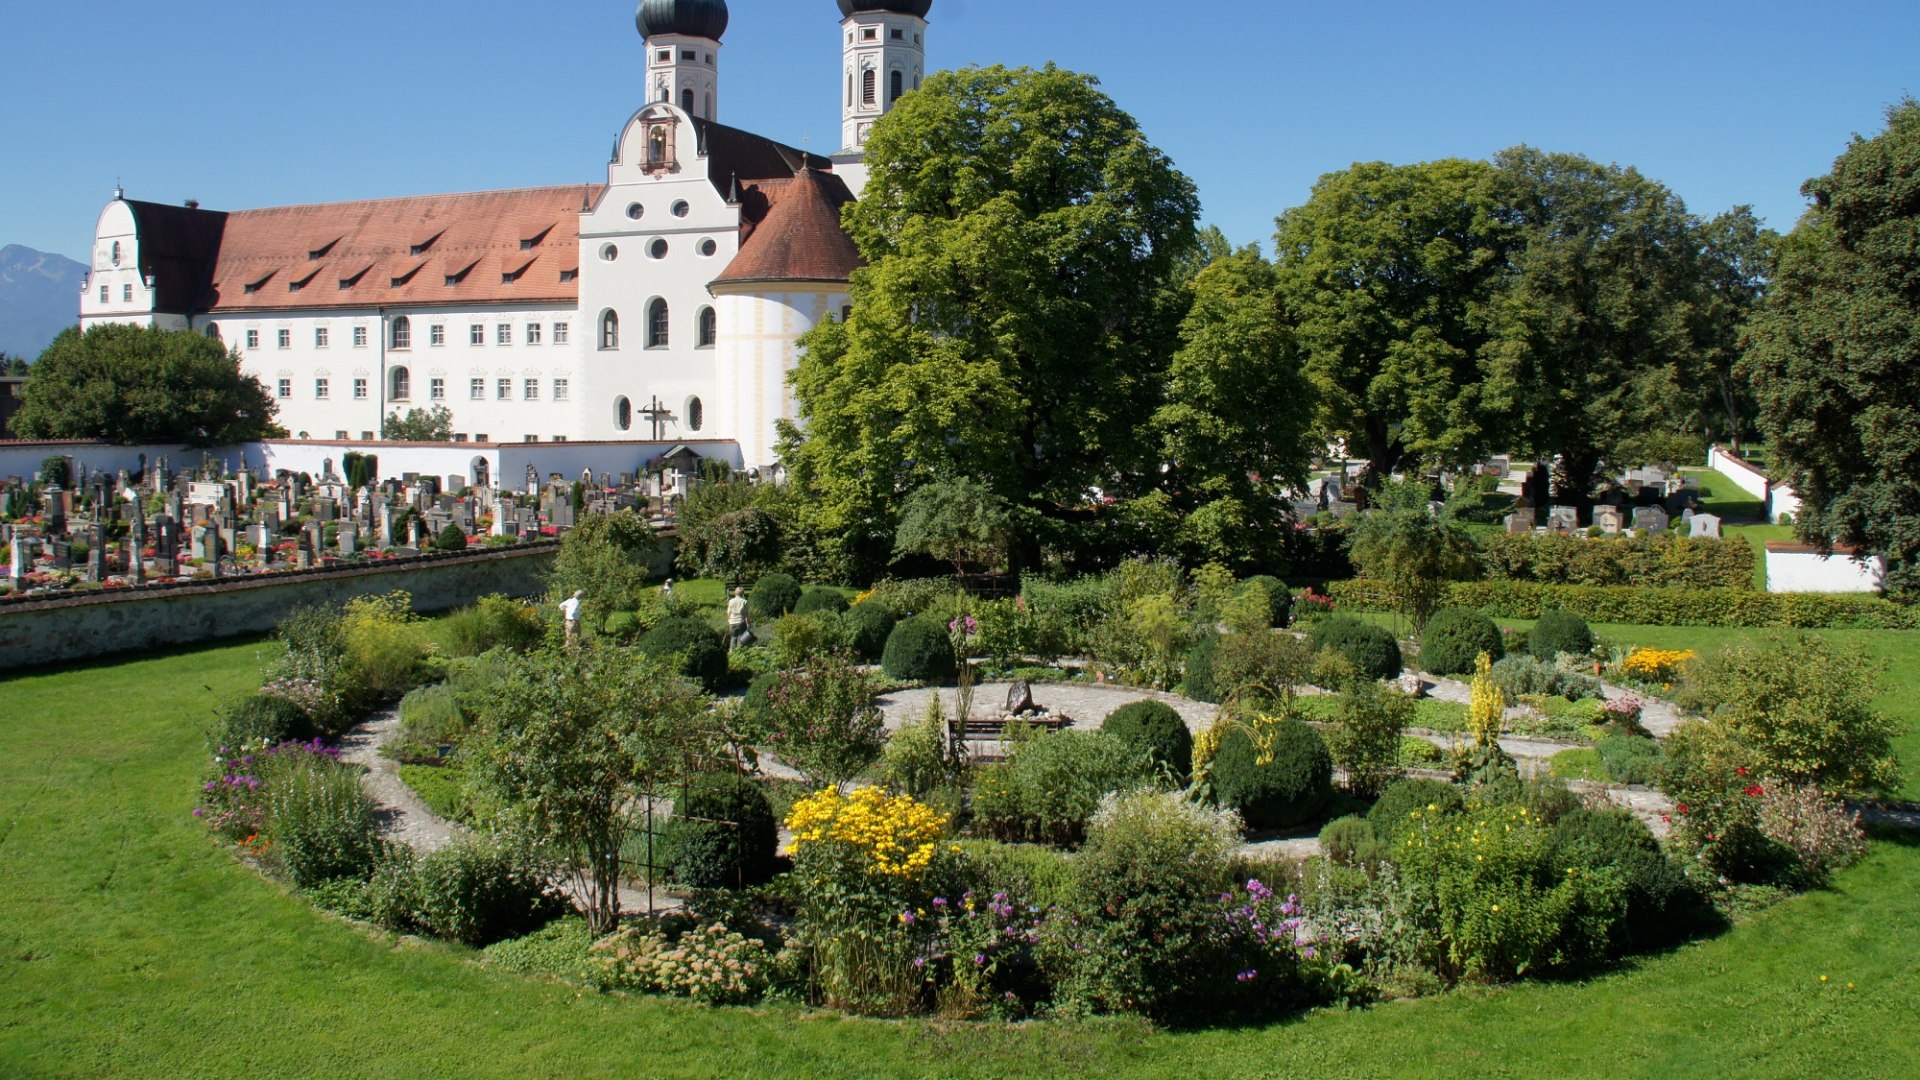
{"left": 1754, "top": 782, "right": 1868, "bottom": 887}
{"left": 764, "top": 652, "right": 887, "bottom": 789}
{"left": 908, "top": 889, "right": 1046, "bottom": 1019}
{"left": 1599, "top": 695, "right": 1644, "bottom": 726}
{"left": 788, "top": 786, "right": 949, "bottom": 881}
{"left": 587, "top": 922, "right": 771, "bottom": 1005}
{"left": 1620, "top": 647, "right": 1696, "bottom": 687}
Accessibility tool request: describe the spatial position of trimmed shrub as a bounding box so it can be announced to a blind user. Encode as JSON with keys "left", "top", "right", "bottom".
{"left": 1318, "top": 815, "right": 1379, "bottom": 868}
{"left": 214, "top": 694, "right": 318, "bottom": 749}
{"left": 954, "top": 839, "right": 1075, "bottom": 910}
{"left": 1329, "top": 578, "right": 1920, "bottom": 631}
{"left": 1207, "top": 718, "right": 1334, "bottom": 830}
{"left": 1368, "top": 777, "right": 1464, "bottom": 840}
{"left": 1102, "top": 700, "right": 1194, "bottom": 786}
{"left": 768, "top": 611, "right": 851, "bottom": 667}
{"left": 1418, "top": 607, "right": 1504, "bottom": 677}
{"left": 637, "top": 616, "right": 729, "bottom": 693}
{"left": 1182, "top": 632, "right": 1221, "bottom": 703}
{"left": 659, "top": 773, "right": 779, "bottom": 889}
{"left": 1530, "top": 609, "right": 1594, "bottom": 660}
{"left": 1307, "top": 615, "right": 1404, "bottom": 682}
{"left": 435, "top": 523, "right": 469, "bottom": 552}
{"left": 845, "top": 602, "right": 900, "bottom": 662}
{"left": 1243, "top": 575, "right": 1293, "bottom": 627}
{"left": 414, "top": 835, "right": 568, "bottom": 947}
{"left": 749, "top": 572, "right": 802, "bottom": 621}
{"left": 1478, "top": 532, "right": 1756, "bottom": 591}
{"left": 741, "top": 671, "right": 779, "bottom": 732}
{"left": 973, "top": 730, "right": 1154, "bottom": 846}
{"left": 795, "top": 586, "right": 851, "bottom": 615}
{"left": 1490, "top": 654, "right": 1601, "bottom": 702}
{"left": 881, "top": 615, "right": 957, "bottom": 683}
{"left": 1546, "top": 807, "right": 1709, "bottom": 950}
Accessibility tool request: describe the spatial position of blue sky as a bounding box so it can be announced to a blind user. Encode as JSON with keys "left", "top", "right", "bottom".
{"left": 3, "top": 0, "right": 1914, "bottom": 261}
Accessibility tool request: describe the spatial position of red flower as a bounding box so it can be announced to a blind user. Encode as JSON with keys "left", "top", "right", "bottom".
{"left": 1676, "top": 804, "right": 1689, "bottom": 815}
{"left": 1744, "top": 784, "right": 1766, "bottom": 798}
{"left": 1735, "top": 767, "right": 1749, "bottom": 777}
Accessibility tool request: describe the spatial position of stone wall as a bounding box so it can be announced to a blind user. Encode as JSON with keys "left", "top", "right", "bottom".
{"left": 0, "top": 544, "right": 561, "bottom": 669}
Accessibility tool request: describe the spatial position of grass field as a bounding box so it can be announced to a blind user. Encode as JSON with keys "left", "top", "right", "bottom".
{"left": 2, "top": 633, "right": 1918, "bottom": 1078}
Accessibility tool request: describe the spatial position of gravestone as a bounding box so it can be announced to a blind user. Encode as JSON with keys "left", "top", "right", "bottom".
{"left": 87, "top": 525, "right": 105, "bottom": 582}
{"left": 1505, "top": 513, "right": 1532, "bottom": 535}
{"left": 338, "top": 522, "right": 358, "bottom": 556}
{"left": 1595, "top": 505, "right": 1625, "bottom": 535}
{"left": 1690, "top": 513, "right": 1722, "bottom": 539}
{"left": 50, "top": 539, "right": 71, "bottom": 572}
{"left": 446, "top": 475, "right": 466, "bottom": 496}
{"left": 9, "top": 536, "right": 34, "bottom": 587}
{"left": 313, "top": 498, "right": 336, "bottom": 523}
{"left": 1632, "top": 506, "right": 1669, "bottom": 535}
{"left": 1548, "top": 505, "right": 1580, "bottom": 533}
{"left": 551, "top": 501, "right": 576, "bottom": 529}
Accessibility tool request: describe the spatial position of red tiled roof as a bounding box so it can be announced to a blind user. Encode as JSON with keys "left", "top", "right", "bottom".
{"left": 712, "top": 169, "right": 863, "bottom": 288}
{"left": 205, "top": 186, "right": 601, "bottom": 313}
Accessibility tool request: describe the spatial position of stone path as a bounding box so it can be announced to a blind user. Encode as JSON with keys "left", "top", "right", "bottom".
{"left": 876, "top": 679, "right": 1222, "bottom": 733}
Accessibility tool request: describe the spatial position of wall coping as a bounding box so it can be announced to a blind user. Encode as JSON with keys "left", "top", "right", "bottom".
{"left": 1765, "top": 542, "right": 1874, "bottom": 557}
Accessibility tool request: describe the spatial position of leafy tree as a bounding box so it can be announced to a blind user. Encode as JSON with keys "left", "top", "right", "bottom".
{"left": 546, "top": 511, "right": 658, "bottom": 628}
{"left": 12, "top": 324, "right": 279, "bottom": 445}
{"left": 763, "top": 650, "right": 887, "bottom": 790}
{"left": 1689, "top": 207, "right": 1777, "bottom": 451}
{"left": 468, "top": 643, "right": 712, "bottom": 933}
{"left": 783, "top": 64, "right": 1200, "bottom": 579}
{"left": 1482, "top": 148, "right": 1705, "bottom": 503}
{"left": 382, "top": 405, "right": 454, "bottom": 442}
{"left": 1742, "top": 99, "right": 1920, "bottom": 600}
{"left": 893, "top": 476, "right": 1014, "bottom": 577}
{"left": 1, "top": 354, "right": 27, "bottom": 376}
{"left": 1272, "top": 159, "right": 1509, "bottom": 492}
{"left": 1154, "top": 248, "right": 1317, "bottom": 569}
{"left": 1344, "top": 479, "right": 1477, "bottom": 632}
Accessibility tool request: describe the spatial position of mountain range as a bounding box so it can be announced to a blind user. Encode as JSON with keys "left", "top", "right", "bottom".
{"left": 0, "top": 244, "right": 85, "bottom": 361}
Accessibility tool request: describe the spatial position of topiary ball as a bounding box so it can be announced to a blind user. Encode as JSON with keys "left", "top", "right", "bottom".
{"left": 1530, "top": 609, "right": 1594, "bottom": 661}
{"left": 1307, "top": 615, "right": 1404, "bottom": 682}
{"left": 1243, "top": 575, "right": 1293, "bottom": 627}
{"left": 1318, "top": 814, "right": 1377, "bottom": 867}
{"left": 881, "top": 615, "right": 958, "bottom": 683}
{"left": 659, "top": 772, "right": 779, "bottom": 889}
{"left": 436, "top": 524, "right": 470, "bottom": 552}
{"left": 1102, "top": 700, "right": 1194, "bottom": 785}
{"left": 1547, "top": 807, "right": 1708, "bottom": 950}
{"left": 845, "top": 603, "right": 900, "bottom": 662}
{"left": 1182, "top": 632, "right": 1221, "bottom": 704}
{"left": 1367, "top": 777, "right": 1465, "bottom": 840}
{"left": 637, "top": 616, "right": 729, "bottom": 693}
{"left": 1207, "top": 718, "right": 1333, "bottom": 830}
{"left": 1418, "top": 607, "right": 1505, "bottom": 677}
{"left": 749, "top": 573, "right": 802, "bottom": 621}
{"left": 794, "top": 586, "right": 851, "bottom": 616}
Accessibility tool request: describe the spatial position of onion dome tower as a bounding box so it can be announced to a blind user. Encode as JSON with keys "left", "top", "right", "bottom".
{"left": 837, "top": 0, "right": 931, "bottom": 155}
{"left": 636, "top": 0, "right": 729, "bottom": 120}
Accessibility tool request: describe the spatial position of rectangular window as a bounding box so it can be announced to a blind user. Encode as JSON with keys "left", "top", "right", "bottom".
{"left": 552, "top": 436, "right": 568, "bottom": 443}
{"left": 524, "top": 435, "right": 539, "bottom": 443}
{"left": 553, "top": 378, "right": 569, "bottom": 401}
{"left": 353, "top": 377, "right": 368, "bottom": 400}
{"left": 475, "top": 433, "right": 490, "bottom": 443}
{"left": 453, "top": 433, "right": 468, "bottom": 443}
{"left": 315, "top": 327, "right": 330, "bottom": 348}
{"left": 315, "top": 378, "right": 330, "bottom": 400}
{"left": 470, "top": 324, "right": 485, "bottom": 345}
{"left": 123, "top": 283, "right": 133, "bottom": 302}
{"left": 496, "top": 378, "right": 511, "bottom": 400}
{"left": 496, "top": 324, "right": 512, "bottom": 346}
{"left": 335, "top": 430, "right": 349, "bottom": 440}
{"left": 862, "top": 27, "right": 877, "bottom": 40}
{"left": 247, "top": 330, "right": 261, "bottom": 349}
{"left": 553, "top": 322, "right": 569, "bottom": 345}
{"left": 524, "top": 378, "right": 539, "bottom": 400}
{"left": 277, "top": 378, "right": 291, "bottom": 398}
{"left": 430, "top": 377, "right": 446, "bottom": 400}
{"left": 277, "top": 329, "right": 291, "bottom": 348}
{"left": 430, "top": 324, "right": 446, "bottom": 346}
{"left": 353, "top": 326, "right": 368, "bottom": 348}
{"left": 892, "top": 28, "right": 904, "bottom": 39}
{"left": 361, "top": 431, "right": 375, "bottom": 441}
{"left": 527, "top": 322, "right": 542, "bottom": 345}
{"left": 99, "top": 285, "right": 109, "bottom": 304}
{"left": 470, "top": 378, "right": 485, "bottom": 400}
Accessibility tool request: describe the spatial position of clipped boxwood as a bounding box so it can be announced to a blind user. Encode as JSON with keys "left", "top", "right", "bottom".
{"left": 1367, "top": 777, "right": 1465, "bottom": 840}
{"left": 659, "top": 772, "right": 779, "bottom": 889}
{"left": 749, "top": 573, "right": 802, "bottom": 621}
{"left": 637, "top": 616, "right": 729, "bottom": 693}
{"left": 1207, "top": 719, "right": 1333, "bottom": 830}
{"left": 1243, "top": 575, "right": 1293, "bottom": 627}
{"left": 846, "top": 602, "right": 900, "bottom": 662}
{"left": 1318, "top": 814, "right": 1379, "bottom": 867}
{"left": 1418, "top": 606, "right": 1504, "bottom": 677}
{"left": 794, "top": 586, "right": 850, "bottom": 616}
{"left": 1307, "top": 615, "right": 1404, "bottom": 682}
{"left": 881, "top": 615, "right": 957, "bottom": 683}
{"left": 1102, "top": 700, "right": 1194, "bottom": 785}
{"left": 1182, "top": 632, "right": 1221, "bottom": 704}
{"left": 1530, "top": 608, "right": 1594, "bottom": 660}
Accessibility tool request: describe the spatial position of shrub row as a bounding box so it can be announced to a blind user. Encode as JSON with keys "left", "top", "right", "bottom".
{"left": 1330, "top": 579, "right": 1918, "bottom": 630}
{"left": 1478, "top": 532, "right": 1756, "bottom": 591}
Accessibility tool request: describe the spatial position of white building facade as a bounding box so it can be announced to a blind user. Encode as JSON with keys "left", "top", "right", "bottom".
{"left": 74, "top": 0, "right": 934, "bottom": 471}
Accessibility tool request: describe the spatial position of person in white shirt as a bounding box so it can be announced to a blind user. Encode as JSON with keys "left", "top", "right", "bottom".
{"left": 560, "top": 590, "right": 584, "bottom": 644}
{"left": 726, "top": 587, "right": 750, "bottom": 650}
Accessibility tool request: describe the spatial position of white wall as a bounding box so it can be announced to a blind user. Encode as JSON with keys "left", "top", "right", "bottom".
{"left": 714, "top": 287, "right": 845, "bottom": 468}
{"left": 1770, "top": 483, "right": 1803, "bottom": 525}
{"left": 1708, "top": 445, "right": 1770, "bottom": 501}
{"left": 76, "top": 200, "right": 160, "bottom": 331}
{"left": 0, "top": 442, "right": 181, "bottom": 483}
{"left": 1767, "top": 545, "right": 1885, "bottom": 594}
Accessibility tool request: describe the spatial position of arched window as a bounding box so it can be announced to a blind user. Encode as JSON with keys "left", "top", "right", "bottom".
{"left": 847, "top": 72, "right": 854, "bottom": 108}
{"left": 110, "top": 241, "right": 122, "bottom": 266}
{"left": 204, "top": 323, "right": 221, "bottom": 341}
{"left": 890, "top": 70, "right": 904, "bottom": 102}
{"left": 686, "top": 397, "right": 704, "bottom": 432}
{"left": 600, "top": 310, "right": 620, "bottom": 350}
{"left": 704, "top": 91, "right": 713, "bottom": 119}
{"left": 862, "top": 69, "right": 876, "bottom": 106}
{"left": 696, "top": 306, "right": 717, "bottom": 348}
{"left": 391, "top": 315, "right": 411, "bottom": 350}
{"left": 647, "top": 298, "right": 670, "bottom": 348}
{"left": 390, "top": 366, "right": 411, "bottom": 400}
{"left": 681, "top": 87, "right": 694, "bottom": 113}
{"left": 614, "top": 396, "right": 633, "bottom": 432}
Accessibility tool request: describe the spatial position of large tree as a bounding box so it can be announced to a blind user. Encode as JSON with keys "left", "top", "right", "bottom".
{"left": 1271, "top": 158, "right": 1509, "bottom": 493}
{"left": 1742, "top": 99, "right": 1920, "bottom": 601}
{"left": 12, "top": 324, "right": 280, "bottom": 445}
{"left": 1688, "top": 207, "right": 1777, "bottom": 451}
{"left": 382, "top": 404, "right": 454, "bottom": 442}
{"left": 1481, "top": 148, "right": 1705, "bottom": 503}
{"left": 782, "top": 65, "right": 1200, "bottom": 580}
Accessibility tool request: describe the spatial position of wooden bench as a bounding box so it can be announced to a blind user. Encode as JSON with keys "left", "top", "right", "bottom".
{"left": 946, "top": 716, "right": 1073, "bottom": 741}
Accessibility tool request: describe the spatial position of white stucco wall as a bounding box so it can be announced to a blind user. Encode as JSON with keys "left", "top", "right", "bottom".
{"left": 713, "top": 288, "right": 845, "bottom": 468}
{"left": 1766, "top": 546, "right": 1885, "bottom": 594}
{"left": 1708, "top": 445, "right": 1771, "bottom": 501}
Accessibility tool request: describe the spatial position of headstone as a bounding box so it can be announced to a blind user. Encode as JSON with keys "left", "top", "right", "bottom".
{"left": 253, "top": 523, "right": 274, "bottom": 557}
{"left": 1595, "top": 505, "right": 1625, "bottom": 535}
{"left": 1548, "top": 505, "right": 1580, "bottom": 533}
{"left": 551, "top": 501, "right": 576, "bottom": 529}
{"left": 313, "top": 498, "right": 336, "bottom": 522}
{"left": 9, "top": 536, "right": 32, "bottom": 588}
{"left": 446, "top": 474, "right": 466, "bottom": 496}
{"left": 50, "top": 539, "right": 71, "bottom": 572}
{"left": 1632, "top": 506, "right": 1669, "bottom": 535}
{"left": 526, "top": 464, "right": 539, "bottom": 497}
{"left": 86, "top": 525, "right": 105, "bottom": 582}
{"left": 338, "top": 522, "right": 358, "bottom": 556}
{"left": 1690, "top": 513, "right": 1722, "bottom": 539}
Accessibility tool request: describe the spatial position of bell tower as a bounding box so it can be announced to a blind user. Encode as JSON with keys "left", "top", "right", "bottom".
{"left": 637, "top": 0, "right": 729, "bottom": 120}
{"left": 836, "top": 1, "right": 931, "bottom": 156}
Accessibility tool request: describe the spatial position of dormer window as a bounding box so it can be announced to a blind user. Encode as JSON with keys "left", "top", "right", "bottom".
{"left": 520, "top": 225, "right": 554, "bottom": 251}
{"left": 308, "top": 238, "right": 339, "bottom": 260}
{"left": 409, "top": 231, "right": 443, "bottom": 257}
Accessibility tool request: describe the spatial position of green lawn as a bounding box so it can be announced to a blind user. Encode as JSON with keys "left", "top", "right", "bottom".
{"left": 1726, "top": 523, "right": 1796, "bottom": 589}
{"left": 1681, "top": 468, "right": 1767, "bottom": 522}
{"left": 2, "top": 635, "right": 1918, "bottom": 1077}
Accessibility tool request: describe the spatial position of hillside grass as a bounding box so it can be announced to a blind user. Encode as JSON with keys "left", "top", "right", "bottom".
{"left": 2, "top": 633, "right": 1917, "bottom": 1078}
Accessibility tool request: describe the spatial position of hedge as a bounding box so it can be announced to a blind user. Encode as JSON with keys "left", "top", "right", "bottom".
{"left": 1478, "top": 532, "right": 1756, "bottom": 591}
{"left": 1328, "top": 578, "right": 1919, "bottom": 630}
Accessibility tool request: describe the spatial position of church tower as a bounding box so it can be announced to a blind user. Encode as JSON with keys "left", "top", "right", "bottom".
{"left": 835, "top": 1, "right": 931, "bottom": 156}
{"left": 637, "top": 0, "right": 728, "bottom": 120}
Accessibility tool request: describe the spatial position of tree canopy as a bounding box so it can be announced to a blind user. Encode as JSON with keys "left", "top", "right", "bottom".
{"left": 1743, "top": 98, "right": 1920, "bottom": 601}
{"left": 893, "top": 475, "right": 1014, "bottom": 576}
{"left": 383, "top": 405, "right": 454, "bottom": 442}
{"left": 11, "top": 324, "right": 280, "bottom": 445}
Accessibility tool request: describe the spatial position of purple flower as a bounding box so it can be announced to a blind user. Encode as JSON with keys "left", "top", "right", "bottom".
{"left": 191, "top": 808, "right": 204, "bottom": 817}
{"left": 973, "top": 954, "right": 987, "bottom": 967}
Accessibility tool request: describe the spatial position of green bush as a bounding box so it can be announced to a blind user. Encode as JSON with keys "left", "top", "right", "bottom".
{"left": 1489, "top": 654, "right": 1601, "bottom": 702}
{"left": 443, "top": 595, "right": 544, "bottom": 656}
{"left": 881, "top": 615, "right": 957, "bottom": 683}
{"left": 1326, "top": 685, "right": 1415, "bottom": 797}
{"left": 637, "top": 616, "right": 729, "bottom": 693}
{"left": 1368, "top": 777, "right": 1464, "bottom": 840}
{"left": 1478, "top": 532, "right": 1756, "bottom": 590}
{"left": 769, "top": 611, "right": 851, "bottom": 667}
{"left": 483, "top": 916, "right": 596, "bottom": 977}
{"left": 1399, "top": 735, "right": 1446, "bottom": 768}
{"left": 658, "top": 773, "right": 779, "bottom": 889}
{"left": 269, "top": 754, "right": 382, "bottom": 888}
{"left": 845, "top": 602, "right": 900, "bottom": 662}
{"left": 1102, "top": 700, "right": 1194, "bottom": 786}
{"left": 1596, "top": 736, "right": 1665, "bottom": 786}
{"left": 1242, "top": 575, "right": 1293, "bottom": 627}
{"left": 1546, "top": 807, "right": 1710, "bottom": 951}
{"left": 435, "top": 523, "right": 469, "bottom": 552}
{"left": 1328, "top": 578, "right": 1920, "bottom": 631}
{"left": 1020, "top": 575, "right": 1117, "bottom": 656}
{"left": 603, "top": 611, "right": 640, "bottom": 641}
{"left": 877, "top": 699, "right": 969, "bottom": 803}
{"left": 953, "top": 839, "right": 1075, "bottom": 910}
{"left": 740, "top": 671, "right": 779, "bottom": 733}
{"left": 1318, "top": 815, "right": 1380, "bottom": 868}
{"left": 1530, "top": 609, "right": 1594, "bottom": 660}
{"left": 749, "top": 572, "right": 802, "bottom": 620}
{"left": 1548, "top": 748, "right": 1606, "bottom": 783}
{"left": 398, "top": 762, "right": 471, "bottom": 823}
{"left": 213, "top": 694, "right": 318, "bottom": 749}
{"left": 1182, "top": 632, "right": 1221, "bottom": 703}
{"left": 1207, "top": 718, "right": 1334, "bottom": 830}
{"left": 413, "top": 835, "right": 567, "bottom": 947}
{"left": 1418, "top": 607, "right": 1505, "bottom": 677}
{"left": 795, "top": 586, "right": 850, "bottom": 615}
{"left": 1307, "top": 615, "right": 1403, "bottom": 682}
{"left": 973, "top": 730, "right": 1154, "bottom": 846}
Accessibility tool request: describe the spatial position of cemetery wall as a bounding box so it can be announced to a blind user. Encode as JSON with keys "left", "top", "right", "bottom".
{"left": 0, "top": 441, "right": 188, "bottom": 481}
{"left": 1765, "top": 543, "right": 1884, "bottom": 595}
{"left": 1770, "top": 483, "right": 1803, "bottom": 525}
{"left": 1708, "top": 445, "right": 1771, "bottom": 501}
{"left": 0, "top": 544, "right": 563, "bottom": 669}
